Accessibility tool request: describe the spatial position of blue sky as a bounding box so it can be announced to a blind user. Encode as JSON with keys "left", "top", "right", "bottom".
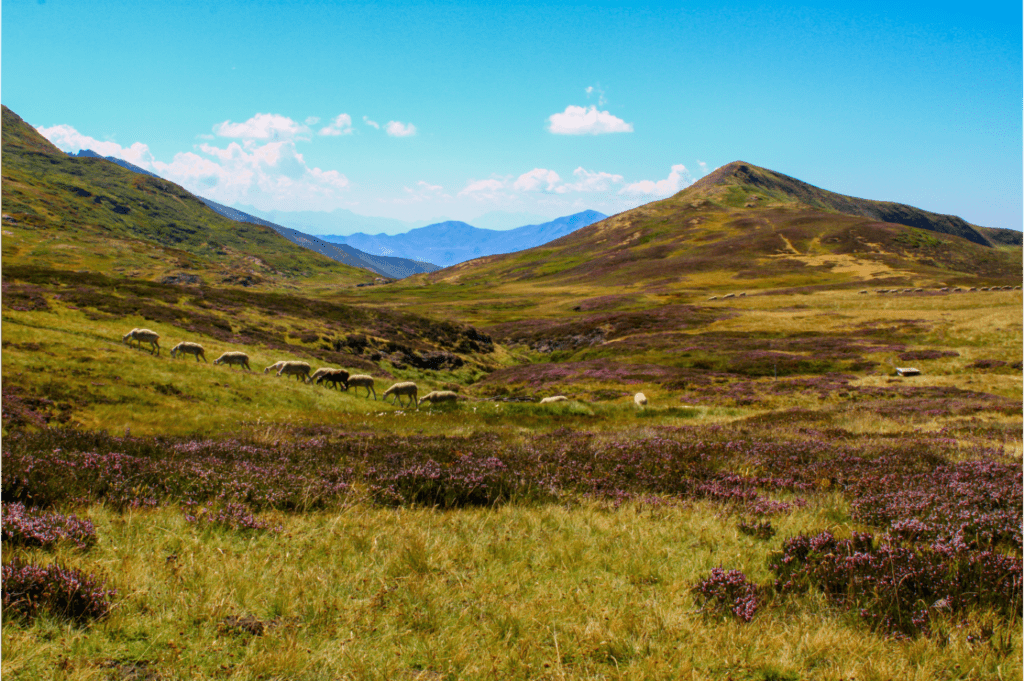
{"left": 4, "top": 0, "right": 1021, "bottom": 232}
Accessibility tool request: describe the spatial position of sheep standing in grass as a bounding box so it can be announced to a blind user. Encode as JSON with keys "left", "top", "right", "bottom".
{"left": 634, "top": 392, "right": 648, "bottom": 408}
{"left": 123, "top": 328, "right": 160, "bottom": 355}
{"left": 213, "top": 351, "right": 251, "bottom": 370}
{"left": 346, "top": 375, "right": 376, "bottom": 400}
{"left": 419, "top": 390, "right": 459, "bottom": 407}
{"left": 315, "top": 369, "right": 350, "bottom": 390}
{"left": 308, "top": 367, "right": 343, "bottom": 385}
{"left": 170, "top": 342, "right": 206, "bottom": 362}
{"left": 277, "top": 361, "right": 311, "bottom": 382}
{"left": 383, "top": 382, "right": 418, "bottom": 407}
{"left": 539, "top": 396, "right": 568, "bottom": 404}
{"left": 264, "top": 361, "right": 285, "bottom": 374}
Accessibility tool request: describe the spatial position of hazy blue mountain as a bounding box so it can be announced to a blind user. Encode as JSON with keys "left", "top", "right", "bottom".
{"left": 198, "top": 198, "right": 440, "bottom": 279}
{"left": 319, "top": 210, "right": 608, "bottom": 267}
{"left": 469, "top": 211, "right": 549, "bottom": 231}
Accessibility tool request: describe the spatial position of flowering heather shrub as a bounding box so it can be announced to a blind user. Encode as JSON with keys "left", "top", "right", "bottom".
{"left": 2, "top": 559, "right": 115, "bottom": 623}
{"left": 366, "top": 452, "right": 536, "bottom": 508}
{"left": 2, "top": 502, "right": 96, "bottom": 550}
{"left": 970, "top": 359, "right": 1008, "bottom": 370}
{"left": 768, "top": 531, "right": 1023, "bottom": 637}
{"left": 692, "top": 568, "right": 760, "bottom": 622}
{"left": 850, "top": 458, "right": 1023, "bottom": 549}
{"left": 182, "top": 502, "right": 277, "bottom": 532}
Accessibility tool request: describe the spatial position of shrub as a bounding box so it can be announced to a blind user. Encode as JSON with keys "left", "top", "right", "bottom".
{"left": 768, "top": 531, "right": 1023, "bottom": 637}
{"left": 2, "top": 559, "right": 115, "bottom": 624}
{"left": 2, "top": 502, "right": 96, "bottom": 550}
{"left": 182, "top": 502, "right": 277, "bottom": 533}
{"left": 692, "top": 568, "right": 760, "bottom": 622}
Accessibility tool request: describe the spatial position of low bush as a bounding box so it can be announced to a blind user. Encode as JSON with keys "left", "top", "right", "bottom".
{"left": 692, "top": 568, "right": 760, "bottom": 622}
{"left": 2, "top": 502, "right": 96, "bottom": 550}
{"left": 2, "top": 559, "right": 115, "bottom": 624}
{"left": 768, "top": 531, "right": 1023, "bottom": 637}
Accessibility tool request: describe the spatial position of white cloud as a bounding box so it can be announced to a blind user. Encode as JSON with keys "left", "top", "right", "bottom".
{"left": 697, "top": 160, "right": 708, "bottom": 175}
{"left": 458, "top": 177, "right": 507, "bottom": 200}
{"left": 514, "top": 168, "right": 562, "bottom": 193}
{"left": 385, "top": 120, "right": 417, "bottom": 137}
{"left": 621, "top": 164, "right": 693, "bottom": 197}
{"left": 319, "top": 113, "right": 354, "bottom": 136}
{"left": 305, "top": 116, "right": 321, "bottom": 125}
{"left": 416, "top": 180, "right": 443, "bottom": 192}
{"left": 213, "top": 113, "right": 308, "bottom": 140}
{"left": 36, "top": 124, "right": 155, "bottom": 167}
{"left": 563, "top": 167, "right": 624, "bottom": 192}
{"left": 547, "top": 105, "right": 633, "bottom": 135}
{"left": 363, "top": 116, "right": 380, "bottom": 129}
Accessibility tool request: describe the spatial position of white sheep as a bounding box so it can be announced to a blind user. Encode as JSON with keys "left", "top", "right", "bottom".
{"left": 277, "top": 361, "right": 311, "bottom": 382}
{"left": 263, "top": 361, "right": 285, "bottom": 374}
{"left": 345, "top": 375, "right": 376, "bottom": 400}
{"left": 539, "top": 395, "right": 569, "bottom": 404}
{"left": 170, "top": 341, "right": 206, "bottom": 362}
{"left": 383, "top": 381, "right": 418, "bottom": 407}
{"left": 418, "top": 390, "right": 459, "bottom": 406}
{"left": 122, "top": 328, "right": 160, "bottom": 355}
{"left": 634, "top": 392, "right": 648, "bottom": 408}
{"left": 213, "top": 351, "right": 251, "bottom": 370}
{"left": 314, "top": 369, "right": 350, "bottom": 390}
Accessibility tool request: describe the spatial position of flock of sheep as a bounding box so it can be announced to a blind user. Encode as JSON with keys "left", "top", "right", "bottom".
{"left": 122, "top": 328, "right": 651, "bottom": 410}
{"left": 122, "top": 328, "right": 459, "bottom": 408}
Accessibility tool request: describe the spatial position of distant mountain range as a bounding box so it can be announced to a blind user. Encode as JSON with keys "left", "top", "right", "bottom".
{"left": 66, "top": 149, "right": 606, "bottom": 276}
{"left": 196, "top": 198, "right": 441, "bottom": 280}
{"left": 319, "top": 211, "right": 608, "bottom": 267}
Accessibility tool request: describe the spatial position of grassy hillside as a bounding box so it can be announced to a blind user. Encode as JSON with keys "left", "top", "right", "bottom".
{"left": 2, "top": 120, "right": 1020, "bottom": 680}
{"left": 1, "top": 105, "right": 370, "bottom": 291}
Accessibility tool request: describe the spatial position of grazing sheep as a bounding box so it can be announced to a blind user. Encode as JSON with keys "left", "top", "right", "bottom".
{"left": 170, "top": 341, "right": 206, "bottom": 362}
{"left": 969, "top": 287, "right": 977, "bottom": 292}
{"left": 722, "top": 293, "right": 735, "bottom": 299}
{"left": 263, "top": 361, "right": 286, "bottom": 374}
{"left": 707, "top": 296, "right": 718, "bottom": 301}
{"left": 858, "top": 290, "right": 868, "bottom": 294}
{"left": 276, "top": 361, "right": 311, "bottom": 382}
{"left": 213, "top": 351, "right": 251, "bottom": 370}
{"left": 345, "top": 375, "right": 376, "bottom": 400}
{"left": 122, "top": 328, "right": 160, "bottom": 355}
{"left": 419, "top": 390, "right": 459, "bottom": 406}
{"left": 738, "top": 292, "right": 746, "bottom": 297}
{"left": 895, "top": 367, "right": 921, "bottom": 377}
{"left": 953, "top": 287, "right": 963, "bottom": 292}
{"left": 315, "top": 369, "right": 350, "bottom": 390}
{"left": 539, "top": 396, "right": 569, "bottom": 404}
{"left": 634, "top": 392, "right": 648, "bottom": 408}
{"left": 383, "top": 381, "right": 418, "bottom": 407}
{"left": 308, "top": 367, "right": 347, "bottom": 385}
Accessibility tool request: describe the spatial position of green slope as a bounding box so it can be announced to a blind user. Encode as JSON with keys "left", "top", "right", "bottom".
{"left": 418, "top": 160, "right": 1020, "bottom": 294}
{"left": 1, "top": 105, "right": 369, "bottom": 289}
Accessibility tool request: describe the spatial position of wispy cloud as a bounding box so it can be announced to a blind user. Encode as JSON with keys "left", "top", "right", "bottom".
{"left": 319, "top": 113, "right": 354, "bottom": 136}
{"left": 563, "top": 167, "right": 624, "bottom": 192}
{"left": 213, "top": 113, "right": 309, "bottom": 140}
{"left": 514, "top": 168, "right": 562, "bottom": 193}
{"left": 363, "top": 116, "right": 380, "bottom": 129}
{"left": 513, "top": 166, "right": 623, "bottom": 194}
{"left": 36, "top": 124, "right": 155, "bottom": 167}
{"left": 458, "top": 177, "right": 508, "bottom": 200}
{"left": 548, "top": 105, "right": 633, "bottom": 135}
{"left": 621, "top": 164, "right": 692, "bottom": 196}
{"left": 385, "top": 120, "right": 417, "bottom": 137}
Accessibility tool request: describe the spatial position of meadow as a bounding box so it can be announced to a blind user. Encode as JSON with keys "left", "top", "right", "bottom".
{"left": 2, "top": 274, "right": 1022, "bottom": 680}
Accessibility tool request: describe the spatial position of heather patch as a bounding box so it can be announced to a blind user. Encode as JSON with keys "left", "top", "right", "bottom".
{"left": 769, "top": 531, "right": 1022, "bottom": 637}
{"left": 2, "top": 502, "right": 97, "bottom": 550}
{"left": 2, "top": 559, "right": 115, "bottom": 624}
{"left": 692, "top": 568, "right": 760, "bottom": 622}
